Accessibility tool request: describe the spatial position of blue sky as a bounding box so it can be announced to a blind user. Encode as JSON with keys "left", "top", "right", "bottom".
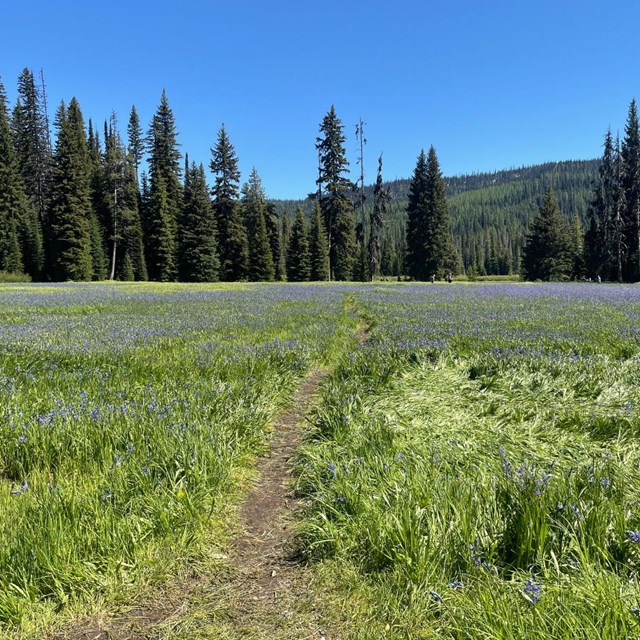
{"left": 2, "top": 0, "right": 639, "bottom": 199}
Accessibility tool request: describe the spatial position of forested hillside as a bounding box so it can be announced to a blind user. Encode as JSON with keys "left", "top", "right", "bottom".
{"left": 274, "top": 160, "right": 599, "bottom": 275}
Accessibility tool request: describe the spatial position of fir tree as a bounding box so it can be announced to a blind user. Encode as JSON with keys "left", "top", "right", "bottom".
{"left": 145, "top": 173, "right": 176, "bottom": 282}
{"left": 86, "top": 119, "right": 109, "bottom": 280}
{"left": 309, "top": 202, "right": 329, "bottom": 281}
{"left": 242, "top": 168, "right": 274, "bottom": 281}
{"left": 0, "top": 77, "right": 43, "bottom": 276}
{"left": 264, "top": 202, "right": 285, "bottom": 280}
{"left": 127, "top": 104, "right": 145, "bottom": 179}
{"left": 118, "top": 151, "right": 148, "bottom": 280}
{"left": 585, "top": 129, "right": 619, "bottom": 279}
{"left": 521, "top": 187, "right": 573, "bottom": 281}
{"left": 179, "top": 162, "right": 219, "bottom": 282}
{"left": 210, "top": 124, "right": 248, "bottom": 280}
{"left": 146, "top": 90, "right": 181, "bottom": 280}
{"left": 621, "top": 99, "right": 640, "bottom": 280}
{"left": 405, "top": 147, "right": 455, "bottom": 280}
{"left": 286, "top": 208, "right": 311, "bottom": 281}
{"left": 48, "top": 99, "right": 94, "bottom": 281}
{"left": 315, "top": 106, "right": 356, "bottom": 280}
{"left": 12, "top": 68, "right": 51, "bottom": 234}
{"left": 369, "top": 154, "right": 390, "bottom": 280}
{"left": 101, "top": 118, "right": 147, "bottom": 281}
{"left": 569, "top": 215, "right": 586, "bottom": 279}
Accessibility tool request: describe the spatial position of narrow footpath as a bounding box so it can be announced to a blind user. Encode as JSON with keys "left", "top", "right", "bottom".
{"left": 55, "top": 315, "right": 368, "bottom": 640}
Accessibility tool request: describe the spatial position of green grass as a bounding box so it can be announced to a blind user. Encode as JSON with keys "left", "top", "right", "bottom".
{"left": 0, "top": 282, "right": 356, "bottom": 633}
{"left": 3, "top": 281, "right": 640, "bottom": 638}
{"left": 296, "top": 283, "right": 640, "bottom": 639}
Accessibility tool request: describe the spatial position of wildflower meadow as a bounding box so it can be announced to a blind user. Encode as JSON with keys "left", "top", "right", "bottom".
{"left": 1, "top": 281, "right": 640, "bottom": 638}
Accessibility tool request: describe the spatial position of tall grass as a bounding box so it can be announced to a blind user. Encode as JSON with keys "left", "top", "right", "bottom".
{"left": 297, "top": 283, "right": 640, "bottom": 638}
{"left": 0, "top": 282, "right": 355, "bottom": 629}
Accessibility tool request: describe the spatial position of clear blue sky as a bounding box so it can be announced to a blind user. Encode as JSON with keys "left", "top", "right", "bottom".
{"left": 2, "top": 0, "right": 639, "bottom": 199}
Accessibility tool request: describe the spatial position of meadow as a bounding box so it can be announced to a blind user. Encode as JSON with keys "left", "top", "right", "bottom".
{"left": 1, "top": 282, "right": 640, "bottom": 638}
{"left": 0, "top": 282, "right": 356, "bottom": 631}
{"left": 299, "top": 283, "right": 640, "bottom": 639}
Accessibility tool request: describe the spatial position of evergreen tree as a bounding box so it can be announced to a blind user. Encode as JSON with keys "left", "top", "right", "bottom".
{"left": 569, "top": 215, "right": 586, "bottom": 279}
{"left": 315, "top": 105, "right": 356, "bottom": 280}
{"left": 145, "top": 173, "right": 175, "bottom": 282}
{"left": 585, "top": 129, "right": 619, "bottom": 279}
{"left": 210, "top": 124, "right": 248, "bottom": 280}
{"left": 127, "top": 104, "right": 145, "bottom": 179}
{"left": 264, "top": 202, "right": 285, "bottom": 280}
{"left": 85, "top": 119, "right": 109, "bottom": 280}
{"left": 405, "top": 147, "right": 455, "bottom": 280}
{"left": 100, "top": 117, "right": 147, "bottom": 281}
{"left": 309, "top": 202, "right": 329, "bottom": 280}
{"left": 242, "top": 168, "right": 274, "bottom": 281}
{"left": 118, "top": 151, "right": 148, "bottom": 280}
{"left": 621, "top": 99, "right": 640, "bottom": 280}
{"left": 380, "top": 234, "right": 395, "bottom": 276}
{"left": 369, "top": 154, "right": 390, "bottom": 280}
{"left": 12, "top": 68, "right": 51, "bottom": 235}
{"left": 286, "top": 208, "right": 311, "bottom": 281}
{"left": 521, "top": 186, "right": 573, "bottom": 281}
{"left": 0, "top": 77, "right": 43, "bottom": 276}
{"left": 146, "top": 90, "right": 181, "bottom": 280}
{"left": 48, "top": 99, "right": 93, "bottom": 281}
{"left": 178, "top": 162, "right": 218, "bottom": 282}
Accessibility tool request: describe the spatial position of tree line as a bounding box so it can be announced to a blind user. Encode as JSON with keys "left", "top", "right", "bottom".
{"left": 2, "top": 67, "right": 638, "bottom": 283}
{"left": 0, "top": 70, "right": 394, "bottom": 283}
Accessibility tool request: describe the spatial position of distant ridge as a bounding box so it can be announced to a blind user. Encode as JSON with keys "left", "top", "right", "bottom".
{"left": 273, "top": 159, "right": 599, "bottom": 274}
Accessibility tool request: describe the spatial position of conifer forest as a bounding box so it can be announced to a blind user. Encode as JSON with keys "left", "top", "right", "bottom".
{"left": 4, "top": 68, "right": 640, "bottom": 283}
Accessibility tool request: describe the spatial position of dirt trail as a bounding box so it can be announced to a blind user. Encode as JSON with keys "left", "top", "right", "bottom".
{"left": 54, "top": 312, "right": 368, "bottom": 640}
{"left": 54, "top": 366, "right": 337, "bottom": 640}
{"left": 222, "top": 367, "right": 332, "bottom": 639}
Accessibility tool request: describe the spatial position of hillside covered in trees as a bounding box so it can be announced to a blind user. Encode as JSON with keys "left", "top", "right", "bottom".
{"left": 275, "top": 160, "right": 598, "bottom": 276}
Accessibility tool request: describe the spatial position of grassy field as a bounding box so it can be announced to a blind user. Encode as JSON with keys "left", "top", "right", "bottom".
{"left": 0, "top": 282, "right": 356, "bottom": 632}
{"left": 1, "top": 282, "right": 640, "bottom": 638}
{"left": 299, "top": 283, "right": 640, "bottom": 639}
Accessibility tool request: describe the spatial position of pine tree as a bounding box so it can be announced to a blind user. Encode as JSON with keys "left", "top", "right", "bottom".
{"left": 179, "top": 162, "right": 219, "bottom": 282}
{"left": 143, "top": 173, "right": 174, "bottom": 282}
{"left": 569, "top": 215, "right": 586, "bottom": 279}
{"left": 85, "top": 119, "right": 109, "bottom": 280}
{"left": 369, "top": 154, "right": 390, "bottom": 280}
{"left": 49, "top": 99, "right": 94, "bottom": 281}
{"left": 286, "top": 208, "right": 311, "bottom": 281}
{"left": 0, "top": 77, "right": 44, "bottom": 276}
{"left": 118, "top": 151, "right": 148, "bottom": 280}
{"left": 585, "top": 129, "right": 619, "bottom": 280}
{"left": 210, "top": 124, "right": 248, "bottom": 280}
{"left": 309, "top": 202, "right": 329, "bottom": 281}
{"left": 242, "top": 168, "right": 274, "bottom": 281}
{"left": 521, "top": 186, "right": 573, "bottom": 281}
{"left": 264, "top": 202, "right": 285, "bottom": 280}
{"left": 146, "top": 90, "right": 181, "bottom": 280}
{"left": 100, "top": 117, "right": 147, "bottom": 281}
{"left": 315, "top": 106, "right": 356, "bottom": 280}
{"left": 405, "top": 147, "right": 455, "bottom": 279}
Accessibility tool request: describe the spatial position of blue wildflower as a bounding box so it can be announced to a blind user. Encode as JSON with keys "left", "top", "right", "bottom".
{"left": 626, "top": 530, "right": 640, "bottom": 544}
{"left": 523, "top": 577, "right": 542, "bottom": 604}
